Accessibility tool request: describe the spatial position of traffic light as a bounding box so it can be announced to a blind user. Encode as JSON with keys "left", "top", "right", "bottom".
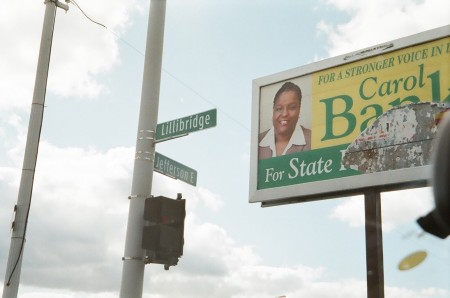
{"left": 417, "top": 111, "right": 450, "bottom": 239}
{"left": 142, "top": 194, "right": 186, "bottom": 269}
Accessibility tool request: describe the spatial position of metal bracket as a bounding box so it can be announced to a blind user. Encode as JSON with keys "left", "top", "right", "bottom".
{"left": 135, "top": 150, "right": 154, "bottom": 162}
{"left": 135, "top": 130, "right": 156, "bottom": 161}
{"left": 154, "top": 133, "right": 189, "bottom": 144}
{"left": 128, "top": 194, "right": 148, "bottom": 200}
{"left": 122, "top": 256, "right": 143, "bottom": 261}
{"left": 137, "top": 129, "right": 155, "bottom": 141}
{"left": 45, "top": 0, "right": 70, "bottom": 11}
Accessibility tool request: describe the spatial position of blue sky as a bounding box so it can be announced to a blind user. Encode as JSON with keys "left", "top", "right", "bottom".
{"left": 1, "top": 0, "right": 449, "bottom": 297}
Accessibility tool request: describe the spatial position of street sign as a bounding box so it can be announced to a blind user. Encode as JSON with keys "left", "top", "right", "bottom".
{"left": 154, "top": 152, "right": 197, "bottom": 186}
{"left": 156, "top": 109, "right": 217, "bottom": 141}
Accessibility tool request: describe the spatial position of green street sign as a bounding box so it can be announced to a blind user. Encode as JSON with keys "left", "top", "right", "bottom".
{"left": 154, "top": 152, "right": 197, "bottom": 186}
{"left": 156, "top": 109, "right": 217, "bottom": 141}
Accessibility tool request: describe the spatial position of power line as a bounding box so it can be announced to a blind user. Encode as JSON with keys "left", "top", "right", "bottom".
{"left": 69, "top": 0, "right": 250, "bottom": 132}
{"left": 69, "top": 0, "right": 106, "bottom": 29}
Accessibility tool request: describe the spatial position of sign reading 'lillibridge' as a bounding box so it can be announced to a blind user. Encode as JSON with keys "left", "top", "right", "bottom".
{"left": 156, "top": 109, "right": 216, "bottom": 141}
{"left": 249, "top": 26, "right": 450, "bottom": 206}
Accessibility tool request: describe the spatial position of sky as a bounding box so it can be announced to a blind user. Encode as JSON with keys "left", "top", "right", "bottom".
{"left": 0, "top": 0, "right": 449, "bottom": 297}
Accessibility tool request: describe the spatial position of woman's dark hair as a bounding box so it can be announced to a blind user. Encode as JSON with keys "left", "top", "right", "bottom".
{"left": 273, "top": 82, "right": 302, "bottom": 105}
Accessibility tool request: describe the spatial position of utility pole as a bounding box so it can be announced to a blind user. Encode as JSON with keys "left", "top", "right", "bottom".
{"left": 119, "top": 1, "right": 166, "bottom": 297}
{"left": 2, "top": 1, "right": 68, "bottom": 297}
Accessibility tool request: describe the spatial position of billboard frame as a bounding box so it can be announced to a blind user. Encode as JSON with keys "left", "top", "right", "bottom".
{"left": 249, "top": 25, "right": 450, "bottom": 207}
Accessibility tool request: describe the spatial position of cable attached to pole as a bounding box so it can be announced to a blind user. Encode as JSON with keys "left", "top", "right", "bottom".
{"left": 69, "top": 0, "right": 106, "bottom": 28}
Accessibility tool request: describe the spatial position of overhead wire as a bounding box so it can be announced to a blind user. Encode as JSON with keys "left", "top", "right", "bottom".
{"left": 69, "top": 0, "right": 250, "bottom": 132}
{"left": 69, "top": 0, "right": 106, "bottom": 29}
{"left": 6, "top": 1, "right": 249, "bottom": 287}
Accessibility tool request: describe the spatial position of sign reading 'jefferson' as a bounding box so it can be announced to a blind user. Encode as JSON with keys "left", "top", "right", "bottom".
{"left": 156, "top": 109, "right": 217, "bottom": 141}
{"left": 154, "top": 152, "right": 197, "bottom": 186}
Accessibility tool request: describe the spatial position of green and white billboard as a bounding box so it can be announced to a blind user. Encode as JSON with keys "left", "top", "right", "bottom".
{"left": 249, "top": 25, "right": 450, "bottom": 206}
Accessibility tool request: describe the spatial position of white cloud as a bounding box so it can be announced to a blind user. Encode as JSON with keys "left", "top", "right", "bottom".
{"left": 151, "top": 175, "right": 224, "bottom": 212}
{"left": 0, "top": 0, "right": 144, "bottom": 112}
{"left": 385, "top": 285, "right": 450, "bottom": 298}
{"left": 3, "top": 143, "right": 133, "bottom": 291}
{"left": 0, "top": 137, "right": 331, "bottom": 297}
{"left": 192, "top": 187, "right": 224, "bottom": 211}
{"left": 330, "top": 196, "right": 366, "bottom": 228}
{"left": 320, "top": 0, "right": 450, "bottom": 57}
{"left": 0, "top": 138, "right": 228, "bottom": 293}
{"left": 330, "top": 188, "right": 434, "bottom": 231}
{"left": 4, "top": 139, "right": 440, "bottom": 297}
{"left": 0, "top": 139, "right": 443, "bottom": 298}
{"left": 381, "top": 188, "right": 435, "bottom": 230}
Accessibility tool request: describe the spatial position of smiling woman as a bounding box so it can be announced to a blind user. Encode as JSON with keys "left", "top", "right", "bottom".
{"left": 258, "top": 82, "right": 311, "bottom": 159}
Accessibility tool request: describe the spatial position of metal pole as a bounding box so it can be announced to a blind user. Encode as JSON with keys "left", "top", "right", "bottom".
{"left": 2, "top": 1, "right": 59, "bottom": 297}
{"left": 364, "top": 188, "right": 385, "bottom": 298}
{"left": 119, "top": 1, "right": 166, "bottom": 297}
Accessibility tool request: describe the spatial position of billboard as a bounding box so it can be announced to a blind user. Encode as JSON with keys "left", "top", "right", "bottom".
{"left": 249, "top": 25, "right": 450, "bottom": 206}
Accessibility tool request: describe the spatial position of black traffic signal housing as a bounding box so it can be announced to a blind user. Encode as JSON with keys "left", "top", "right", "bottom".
{"left": 142, "top": 194, "right": 186, "bottom": 269}
{"left": 417, "top": 110, "right": 450, "bottom": 239}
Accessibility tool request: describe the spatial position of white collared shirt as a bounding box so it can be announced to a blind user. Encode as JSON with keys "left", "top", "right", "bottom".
{"left": 259, "top": 124, "right": 307, "bottom": 157}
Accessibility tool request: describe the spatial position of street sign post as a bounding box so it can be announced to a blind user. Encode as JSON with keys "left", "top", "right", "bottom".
{"left": 120, "top": 1, "right": 166, "bottom": 297}
{"left": 154, "top": 152, "right": 197, "bottom": 186}
{"left": 156, "top": 109, "right": 217, "bottom": 141}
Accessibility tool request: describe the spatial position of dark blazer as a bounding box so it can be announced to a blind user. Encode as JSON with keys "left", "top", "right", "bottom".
{"left": 258, "top": 126, "right": 311, "bottom": 159}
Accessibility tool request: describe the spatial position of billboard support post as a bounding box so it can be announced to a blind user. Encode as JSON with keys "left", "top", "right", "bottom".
{"left": 364, "top": 188, "right": 384, "bottom": 298}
